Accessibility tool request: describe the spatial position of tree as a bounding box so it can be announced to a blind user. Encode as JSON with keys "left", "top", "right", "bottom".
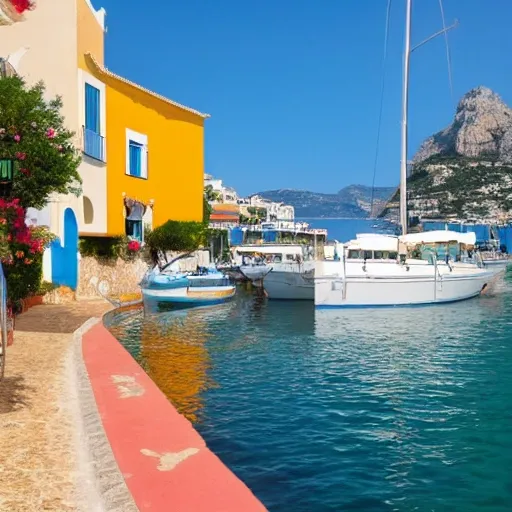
{"left": 145, "top": 220, "right": 207, "bottom": 265}
{"left": 204, "top": 184, "right": 222, "bottom": 203}
{"left": 0, "top": 76, "right": 81, "bottom": 209}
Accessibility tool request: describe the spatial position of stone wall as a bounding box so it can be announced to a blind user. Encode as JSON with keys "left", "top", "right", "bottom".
{"left": 77, "top": 250, "right": 211, "bottom": 299}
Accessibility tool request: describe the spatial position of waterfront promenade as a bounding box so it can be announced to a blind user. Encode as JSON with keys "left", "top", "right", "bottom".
{"left": 0, "top": 301, "right": 265, "bottom": 511}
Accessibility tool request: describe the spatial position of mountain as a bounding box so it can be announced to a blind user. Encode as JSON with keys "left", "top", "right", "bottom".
{"left": 256, "top": 185, "right": 396, "bottom": 218}
{"left": 380, "top": 87, "right": 512, "bottom": 223}
{"left": 413, "top": 86, "right": 512, "bottom": 164}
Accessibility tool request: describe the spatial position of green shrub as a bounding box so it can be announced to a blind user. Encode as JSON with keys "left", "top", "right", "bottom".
{"left": 146, "top": 220, "right": 206, "bottom": 262}
{"left": 79, "top": 236, "right": 127, "bottom": 260}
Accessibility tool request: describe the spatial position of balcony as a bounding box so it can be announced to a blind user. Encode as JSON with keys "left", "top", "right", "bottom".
{"left": 82, "top": 126, "right": 106, "bottom": 162}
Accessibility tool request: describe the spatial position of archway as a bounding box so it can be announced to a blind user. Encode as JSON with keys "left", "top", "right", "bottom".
{"left": 83, "top": 196, "right": 94, "bottom": 224}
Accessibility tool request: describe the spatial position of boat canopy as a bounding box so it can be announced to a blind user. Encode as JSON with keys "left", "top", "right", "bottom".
{"left": 345, "top": 234, "right": 399, "bottom": 252}
{"left": 400, "top": 230, "right": 476, "bottom": 247}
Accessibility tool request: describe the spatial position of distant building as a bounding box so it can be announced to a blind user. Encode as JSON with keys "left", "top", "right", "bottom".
{"left": 204, "top": 174, "right": 238, "bottom": 204}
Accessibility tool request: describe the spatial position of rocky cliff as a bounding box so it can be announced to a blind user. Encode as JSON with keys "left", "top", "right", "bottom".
{"left": 413, "top": 86, "right": 512, "bottom": 163}
{"left": 380, "top": 87, "right": 512, "bottom": 223}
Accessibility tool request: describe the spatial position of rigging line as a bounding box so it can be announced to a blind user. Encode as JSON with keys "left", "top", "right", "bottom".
{"left": 438, "top": 0, "right": 454, "bottom": 105}
{"left": 369, "top": 0, "right": 392, "bottom": 219}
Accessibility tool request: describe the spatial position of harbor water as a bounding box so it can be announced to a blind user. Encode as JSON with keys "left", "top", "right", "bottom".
{"left": 106, "top": 221, "right": 512, "bottom": 511}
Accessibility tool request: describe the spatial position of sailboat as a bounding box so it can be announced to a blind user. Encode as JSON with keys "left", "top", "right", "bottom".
{"left": 314, "top": 0, "right": 495, "bottom": 308}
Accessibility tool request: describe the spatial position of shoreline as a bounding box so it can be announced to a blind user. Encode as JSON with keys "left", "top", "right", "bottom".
{"left": 81, "top": 317, "right": 266, "bottom": 511}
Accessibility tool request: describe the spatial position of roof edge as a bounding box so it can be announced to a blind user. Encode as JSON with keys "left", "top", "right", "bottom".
{"left": 85, "top": 53, "right": 210, "bottom": 119}
{"left": 84, "top": 0, "right": 106, "bottom": 31}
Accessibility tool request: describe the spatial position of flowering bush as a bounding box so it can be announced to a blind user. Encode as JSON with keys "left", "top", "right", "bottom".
{"left": 0, "top": 76, "right": 81, "bottom": 209}
{"left": 79, "top": 236, "right": 147, "bottom": 262}
{"left": 0, "top": 198, "right": 54, "bottom": 305}
{"left": 127, "top": 240, "right": 141, "bottom": 252}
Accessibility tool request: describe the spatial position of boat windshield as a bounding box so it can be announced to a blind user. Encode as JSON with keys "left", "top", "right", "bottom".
{"left": 408, "top": 242, "right": 465, "bottom": 263}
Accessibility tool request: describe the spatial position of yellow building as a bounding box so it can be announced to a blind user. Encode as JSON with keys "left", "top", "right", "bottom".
{"left": 0, "top": 0, "right": 208, "bottom": 242}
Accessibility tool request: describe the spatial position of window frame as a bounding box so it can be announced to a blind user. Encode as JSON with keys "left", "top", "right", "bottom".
{"left": 125, "top": 129, "right": 148, "bottom": 179}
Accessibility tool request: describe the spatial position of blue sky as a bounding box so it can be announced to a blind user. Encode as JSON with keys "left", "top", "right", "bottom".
{"left": 96, "top": 0, "right": 512, "bottom": 196}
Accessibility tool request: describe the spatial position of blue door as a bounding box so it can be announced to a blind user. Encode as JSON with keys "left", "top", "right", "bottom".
{"left": 51, "top": 207, "right": 79, "bottom": 290}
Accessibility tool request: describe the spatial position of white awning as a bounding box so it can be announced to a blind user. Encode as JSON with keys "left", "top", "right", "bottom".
{"left": 345, "top": 234, "right": 399, "bottom": 252}
{"left": 400, "top": 230, "right": 476, "bottom": 246}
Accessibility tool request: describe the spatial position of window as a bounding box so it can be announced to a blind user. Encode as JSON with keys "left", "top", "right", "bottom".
{"left": 128, "top": 140, "right": 143, "bottom": 177}
{"left": 83, "top": 82, "right": 105, "bottom": 161}
{"left": 126, "top": 219, "right": 143, "bottom": 242}
{"left": 126, "top": 129, "right": 148, "bottom": 178}
{"left": 85, "top": 84, "right": 100, "bottom": 134}
{"left": 125, "top": 200, "right": 145, "bottom": 242}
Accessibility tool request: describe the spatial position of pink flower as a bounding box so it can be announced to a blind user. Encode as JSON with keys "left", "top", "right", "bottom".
{"left": 20, "top": 168, "right": 30, "bottom": 176}
{"left": 15, "top": 152, "right": 26, "bottom": 161}
{"left": 0, "top": 218, "right": 6, "bottom": 225}
{"left": 127, "top": 240, "right": 141, "bottom": 252}
{"left": 15, "top": 251, "right": 24, "bottom": 259}
{"left": 46, "top": 128, "right": 56, "bottom": 139}
{"left": 14, "top": 134, "right": 21, "bottom": 143}
{"left": 23, "top": 258, "right": 33, "bottom": 265}
{"left": 57, "top": 145, "right": 64, "bottom": 152}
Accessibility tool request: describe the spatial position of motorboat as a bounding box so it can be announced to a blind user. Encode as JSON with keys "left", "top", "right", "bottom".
{"left": 141, "top": 253, "right": 235, "bottom": 306}
{"left": 230, "top": 244, "right": 317, "bottom": 299}
{"left": 315, "top": 231, "right": 494, "bottom": 308}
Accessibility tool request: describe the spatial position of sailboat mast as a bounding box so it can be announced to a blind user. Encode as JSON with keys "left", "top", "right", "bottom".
{"left": 400, "top": 0, "right": 412, "bottom": 235}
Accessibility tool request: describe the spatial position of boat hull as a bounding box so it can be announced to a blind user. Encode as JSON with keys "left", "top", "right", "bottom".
{"left": 263, "top": 266, "right": 315, "bottom": 300}
{"left": 483, "top": 258, "right": 510, "bottom": 275}
{"left": 239, "top": 265, "right": 271, "bottom": 282}
{"left": 315, "top": 260, "right": 493, "bottom": 308}
{"left": 142, "top": 285, "right": 236, "bottom": 305}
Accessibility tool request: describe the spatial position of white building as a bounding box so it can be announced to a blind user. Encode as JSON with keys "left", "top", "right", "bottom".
{"left": 204, "top": 174, "right": 238, "bottom": 204}
{"left": 243, "top": 194, "right": 295, "bottom": 228}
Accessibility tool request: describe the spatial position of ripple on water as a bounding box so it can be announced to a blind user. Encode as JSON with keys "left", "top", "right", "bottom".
{"left": 107, "top": 283, "right": 512, "bottom": 512}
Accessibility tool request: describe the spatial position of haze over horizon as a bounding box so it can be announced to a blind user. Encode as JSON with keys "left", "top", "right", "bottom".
{"left": 97, "top": 0, "right": 512, "bottom": 195}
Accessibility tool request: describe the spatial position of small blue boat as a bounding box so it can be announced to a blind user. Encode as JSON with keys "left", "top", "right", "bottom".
{"left": 141, "top": 254, "right": 236, "bottom": 306}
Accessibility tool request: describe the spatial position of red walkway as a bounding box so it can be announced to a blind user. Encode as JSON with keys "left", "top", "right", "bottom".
{"left": 83, "top": 322, "right": 266, "bottom": 511}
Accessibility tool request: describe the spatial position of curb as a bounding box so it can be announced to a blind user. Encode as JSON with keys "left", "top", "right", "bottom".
{"left": 67, "top": 317, "right": 139, "bottom": 512}
{"left": 77, "top": 317, "right": 266, "bottom": 511}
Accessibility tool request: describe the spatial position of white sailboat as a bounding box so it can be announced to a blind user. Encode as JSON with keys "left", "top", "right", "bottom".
{"left": 314, "top": 0, "right": 494, "bottom": 308}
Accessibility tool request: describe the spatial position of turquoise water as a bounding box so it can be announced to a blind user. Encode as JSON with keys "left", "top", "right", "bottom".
{"left": 302, "top": 218, "right": 398, "bottom": 241}
{"left": 106, "top": 279, "right": 512, "bottom": 511}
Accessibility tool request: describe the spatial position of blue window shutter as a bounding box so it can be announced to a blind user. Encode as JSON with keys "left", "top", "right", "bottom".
{"left": 85, "top": 84, "right": 100, "bottom": 134}
{"left": 129, "top": 141, "right": 143, "bottom": 177}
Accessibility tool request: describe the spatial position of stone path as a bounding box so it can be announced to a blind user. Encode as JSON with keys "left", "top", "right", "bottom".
{"left": 0, "top": 301, "right": 112, "bottom": 512}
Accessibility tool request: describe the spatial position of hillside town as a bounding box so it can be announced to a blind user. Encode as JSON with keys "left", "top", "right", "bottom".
{"left": 204, "top": 173, "right": 327, "bottom": 245}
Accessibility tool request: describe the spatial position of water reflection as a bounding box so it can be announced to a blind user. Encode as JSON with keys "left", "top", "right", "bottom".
{"left": 314, "top": 291, "right": 512, "bottom": 509}
{"left": 107, "top": 283, "right": 512, "bottom": 511}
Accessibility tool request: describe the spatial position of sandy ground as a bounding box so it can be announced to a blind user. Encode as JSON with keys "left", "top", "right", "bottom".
{"left": 0, "top": 301, "right": 136, "bottom": 512}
